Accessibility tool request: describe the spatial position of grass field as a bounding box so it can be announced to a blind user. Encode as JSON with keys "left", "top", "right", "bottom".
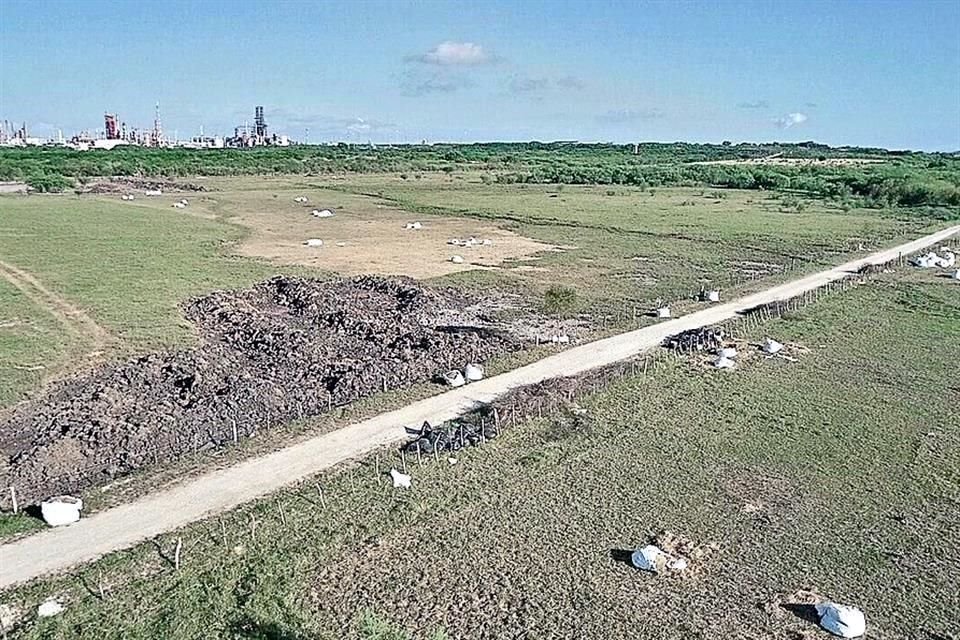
{"left": 1, "top": 179, "right": 931, "bottom": 408}
{"left": 325, "top": 174, "right": 935, "bottom": 306}
{"left": 3, "top": 267, "right": 957, "bottom": 639}
{"left": 0, "top": 193, "right": 314, "bottom": 404}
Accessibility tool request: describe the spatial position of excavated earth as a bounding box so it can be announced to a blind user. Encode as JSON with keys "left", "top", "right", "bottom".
{"left": 0, "top": 276, "right": 524, "bottom": 506}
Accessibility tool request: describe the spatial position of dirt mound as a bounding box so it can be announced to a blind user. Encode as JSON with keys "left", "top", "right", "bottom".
{"left": 84, "top": 177, "right": 208, "bottom": 194}
{"left": 0, "top": 276, "right": 520, "bottom": 506}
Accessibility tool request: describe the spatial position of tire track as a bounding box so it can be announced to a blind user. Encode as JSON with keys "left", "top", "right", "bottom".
{"left": 0, "top": 259, "right": 110, "bottom": 370}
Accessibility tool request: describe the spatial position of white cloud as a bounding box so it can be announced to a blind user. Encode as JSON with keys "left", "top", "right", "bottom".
{"left": 265, "top": 108, "right": 398, "bottom": 140}
{"left": 412, "top": 41, "right": 493, "bottom": 66}
{"left": 508, "top": 76, "right": 550, "bottom": 94}
{"left": 556, "top": 75, "right": 585, "bottom": 90}
{"left": 507, "top": 74, "right": 585, "bottom": 97}
{"left": 774, "top": 112, "right": 808, "bottom": 128}
{"left": 399, "top": 70, "right": 473, "bottom": 96}
{"left": 596, "top": 108, "right": 666, "bottom": 124}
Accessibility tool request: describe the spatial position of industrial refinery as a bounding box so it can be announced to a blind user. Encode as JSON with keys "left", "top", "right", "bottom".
{"left": 0, "top": 104, "right": 291, "bottom": 150}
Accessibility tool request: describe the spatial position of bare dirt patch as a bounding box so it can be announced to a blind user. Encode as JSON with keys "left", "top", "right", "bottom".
{"left": 230, "top": 196, "right": 555, "bottom": 278}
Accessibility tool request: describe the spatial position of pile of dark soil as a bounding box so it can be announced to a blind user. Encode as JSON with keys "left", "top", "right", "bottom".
{"left": 85, "top": 177, "right": 208, "bottom": 194}
{"left": 0, "top": 276, "right": 519, "bottom": 506}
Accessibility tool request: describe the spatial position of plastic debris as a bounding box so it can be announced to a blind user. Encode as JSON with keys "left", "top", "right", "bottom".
{"left": 762, "top": 338, "right": 784, "bottom": 354}
{"left": 450, "top": 255, "right": 465, "bottom": 264}
{"left": 718, "top": 347, "right": 738, "bottom": 359}
{"left": 700, "top": 289, "right": 720, "bottom": 302}
{"left": 293, "top": 196, "right": 308, "bottom": 203}
{"left": 179, "top": 199, "right": 189, "bottom": 206}
{"left": 172, "top": 202, "right": 186, "bottom": 209}
{"left": 665, "top": 327, "right": 724, "bottom": 352}
{"left": 552, "top": 334, "right": 570, "bottom": 344}
{"left": 37, "top": 599, "right": 65, "bottom": 618}
{"left": 40, "top": 496, "right": 83, "bottom": 527}
{"left": 463, "top": 363, "right": 484, "bottom": 382}
{"left": 656, "top": 306, "right": 671, "bottom": 318}
{"left": 145, "top": 189, "right": 162, "bottom": 196}
{"left": 389, "top": 469, "right": 411, "bottom": 489}
{"left": 443, "top": 370, "right": 465, "bottom": 387}
{"left": 312, "top": 209, "right": 334, "bottom": 218}
{"left": 953, "top": 269, "right": 960, "bottom": 280}
{"left": 713, "top": 356, "right": 736, "bottom": 369}
{"left": 448, "top": 457, "right": 458, "bottom": 465}
{"left": 405, "top": 221, "right": 422, "bottom": 230}
{"left": 304, "top": 239, "right": 324, "bottom": 247}
{"left": 815, "top": 602, "right": 866, "bottom": 638}
{"left": 335, "top": 241, "right": 347, "bottom": 247}
{"left": 448, "top": 239, "right": 462, "bottom": 246}
{"left": 631, "top": 545, "right": 688, "bottom": 573}
{"left": 404, "top": 419, "right": 497, "bottom": 455}
{"left": 913, "top": 250, "right": 954, "bottom": 268}
{"left": 0, "top": 603, "right": 23, "bottom": 630}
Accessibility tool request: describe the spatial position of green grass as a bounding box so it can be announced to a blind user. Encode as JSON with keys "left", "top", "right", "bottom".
{"left": 0, "top": 278, "right": 70, "bottom": 405}
{"left": 0, "top": 513, "right": 44, "bottom": 539}
{"left": 0, "top": 194, "right": 311, "bottom": 403}
{"left": 4, "top": 269, "right": 958, "bottom": 639}
{"left": 328, "top": 175, "right": 934, "bottom": 309}
{"left": 0, "top": 180, "right": 938, "bottom": 407}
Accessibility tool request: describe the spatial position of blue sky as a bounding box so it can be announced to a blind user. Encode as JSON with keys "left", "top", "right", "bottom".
{"left": 1, "top": 0, "right": 958, "bottom": 149}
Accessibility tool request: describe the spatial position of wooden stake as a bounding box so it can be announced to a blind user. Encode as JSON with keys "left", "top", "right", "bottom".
{"left": 317, "top": 485, "right": 326, "bottom": 509}
{"left": 375, "top": 453, "right": 380, "bottom": 482}
{"left": 433, "top": 446, "right": 440, "bottom": 464}
{"left": 9, "top": 486, "right": 17, "bottom": 515}
{"left": 220, "top": 518, "right": 228, "bottom": 547}
{"left": 232, "top": 420, "right": 238, "bottom": 444}
{"left": 416, "top": 442, "right": 423, "bottom": 466}
{"left": 401, "top": 449, "right": 407, "bottom": 473}
{"left": 277, "top": 500, "right": 286, "bottom": 526}
{"left": 174, "top": 537, "right": 183, "bottom": 571}
{"left": 97, "top": 568, "right": 106, "bottom": 600}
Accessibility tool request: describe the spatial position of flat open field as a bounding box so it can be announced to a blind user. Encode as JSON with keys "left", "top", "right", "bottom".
{"left": 1, "top": 177, "right": 930, "bottom": 409}
{"left": 323, "top": 174, "right": 933, "bottom": 303}
{"left": 2, "top": 267, "right": 957, "bottom": 639}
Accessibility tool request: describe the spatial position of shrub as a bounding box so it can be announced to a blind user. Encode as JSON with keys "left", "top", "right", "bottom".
{"left": 543, "top": 285, "right": 577, "bottom": 316}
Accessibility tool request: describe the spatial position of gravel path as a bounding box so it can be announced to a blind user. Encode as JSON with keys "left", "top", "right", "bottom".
{"left": 1, "top": 225, "right": 956, "bottom": 590}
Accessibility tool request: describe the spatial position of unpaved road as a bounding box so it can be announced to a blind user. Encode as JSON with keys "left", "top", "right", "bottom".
{"left": 1, "top": 225, "right": 957, "bottom": 590}
{"left": 0, "top": 259, "right": 110, "bottom": 352}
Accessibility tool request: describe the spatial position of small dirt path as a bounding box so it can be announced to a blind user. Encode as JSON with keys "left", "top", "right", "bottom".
{"left": 0, "top": 259, "right": 110, "bottom": 351}
{"left": 0, "top": 225, "right": 957, "bottom": 590}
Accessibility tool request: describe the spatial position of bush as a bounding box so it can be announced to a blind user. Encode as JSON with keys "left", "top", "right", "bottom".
{"left": 26, "top": 173, "right": 71, "bottom": 193}
{"left": 543, "top": 285, "right": 577, "bottom": 316}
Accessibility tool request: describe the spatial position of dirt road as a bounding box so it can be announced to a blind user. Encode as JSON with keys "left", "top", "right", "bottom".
{"left": 1, "top": 225, "right": 957, "bottom": 589}
{"left": 0, "top": 259, "right": 110, "bottom": 354}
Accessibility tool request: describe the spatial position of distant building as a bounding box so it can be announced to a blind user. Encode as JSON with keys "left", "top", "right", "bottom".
{"left": 225, "top": 106, "right": 290, "bottom": 147}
